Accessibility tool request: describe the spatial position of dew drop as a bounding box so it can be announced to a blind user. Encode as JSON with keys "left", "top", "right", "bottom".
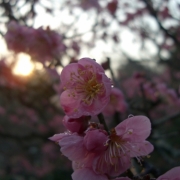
{"left": 128, "top": 129, "right": 133, "bottom": 134}
{"left": 128, "top": 114, "right": 134, "bottom": 118}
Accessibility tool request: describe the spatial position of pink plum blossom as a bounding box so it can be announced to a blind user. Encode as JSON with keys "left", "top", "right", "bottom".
{"left": 5, "top": 21, "right": 32, "bottom": 53}
{"left": 60, "top": 58, "right": 112, "bottom": 118}
{"left": 93, "top": 115, "right": 154, "bottom": 177}
{"left": 157, "top": 166, "right": 180, "bottom": 180}
{"left": 5, "top": 21, "right": 66, "bottom": 63}
{"left": 30, "top": 26, "right": 66, "bottom": 62}
{"left": 103, "top": 87, "right": 127, "bottom": 115}
{"left": 62, "top": 115, "right": 90, "bottom": 134}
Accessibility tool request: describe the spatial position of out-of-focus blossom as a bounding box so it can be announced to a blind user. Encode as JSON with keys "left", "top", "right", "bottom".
{"left": 120, "top": 8, "right": 147, "bottom": 26}
{"left": 42, "top": 142, "right": 59, "bottom": 160}
{"left": 5, "top": 21, "right": 32, "bottom": 53}
{"left": 156, "top": 83, "right": 178, "bottom": 103}
{"left": 71, "top": 41, "right": 80, "bottom": 55}
{"left": 60, "top": 58, "right": 112, "bottom": 118}
{"left": 0, "top": 107, "right": 5, "bottom": 115}
{"left": 103, "top": 87, "right": 127, "bottom": 115}
{"left": 30, "top": 26, "right": 66, "bottom": 62}
{"left": 48, "top": 115, "right": 65, "bottom": 133}
{"left": 5, "top": 21, "right": 66, "bottom": 63}
{"left": 157, "top": 166, "right": 180, "bottom": 180}
{"left": 79, "top": 0, "right": 101, "bottom": 11}
{"left": 121, "top": 72, "right": 146, "bottom": 98}
{"left": 107, "top": 0, "right": 118, "bottom": 16}
{"left": 159, "top": 7, "right": 172, "bottom": 20}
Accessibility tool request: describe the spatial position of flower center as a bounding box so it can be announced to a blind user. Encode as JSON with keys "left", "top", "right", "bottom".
{"left": 96, "top": 133, "right": 127, "bottom": 173}
{"left": 108, "top": 129, "right": 127, "bottom": 155}
{"left": 82, "top": 75, "right": 103, "bottom": 103}
{"left": 69, "top": 67, "right": 104, "bottom": 105}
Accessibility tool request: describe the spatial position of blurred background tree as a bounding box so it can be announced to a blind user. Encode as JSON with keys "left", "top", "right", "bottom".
{"left": 0, "top": 0, "right": 180, "bottom": 179}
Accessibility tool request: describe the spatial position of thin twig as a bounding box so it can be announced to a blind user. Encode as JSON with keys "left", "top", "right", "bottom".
{"left": 97, "top": 113, "right": 109, "bottom": 134}
{"left": 143, "top": 0, "right": 180, "bottom": 46}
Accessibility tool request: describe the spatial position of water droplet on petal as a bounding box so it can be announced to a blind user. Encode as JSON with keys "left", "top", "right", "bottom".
{"left": 128, "top": 129, "right": 133, "bottom": 134}
{"left": 128, "top": 114, "right": 134, "bottom": 118}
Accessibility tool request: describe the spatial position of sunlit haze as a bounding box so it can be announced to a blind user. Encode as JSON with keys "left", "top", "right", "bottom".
{"left": 13, "top": 53, "right": 34, "bottom": 76}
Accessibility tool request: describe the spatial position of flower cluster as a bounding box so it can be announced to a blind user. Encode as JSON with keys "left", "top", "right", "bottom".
{"left": 50, "top": 115, "right": 153, "bottom": 180}
{"left": 5, "top": 21, "right": 66, "bottom": 63}
{"left": 50, "top": 58, "right": 155, "bottom": 180}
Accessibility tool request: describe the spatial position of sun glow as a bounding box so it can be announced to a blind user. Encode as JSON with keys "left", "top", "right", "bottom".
{"left": 13, "top": 53, "right": 34, "bottom": 76}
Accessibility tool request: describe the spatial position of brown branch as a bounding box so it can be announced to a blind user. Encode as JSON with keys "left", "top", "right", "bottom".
{"left": 143, "top": 0, "right": 180, "bottom": 46}
{"left": 97, "top": 113, "right": 109, "bottom": 134}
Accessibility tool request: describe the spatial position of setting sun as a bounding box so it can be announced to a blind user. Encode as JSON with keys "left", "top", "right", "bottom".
{"left": 13, "top": 53, "right": 34, "bottom": 76}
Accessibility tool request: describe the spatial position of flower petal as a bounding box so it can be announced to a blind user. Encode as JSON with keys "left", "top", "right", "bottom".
{"left": 82, "top": 94, "right": 110, "bottom": 116}
{"left": 48, "top": 133, "right": 66, "bottom": 142}
{"left": 63, "top": 115, "right": 90, "bottom": 133}
{"left": 115, "top": 116, "right": 151, "bottom": 142}
{"left": 93, "top": 152, "right": 131, "bottom": 177}
{"left": 60, "top": 90, "right": 82, "bottom": 118}
{"left": 72, "top": 168, "right": 108, "bottom": 180}
{"left": 59, "top": 133, "right": 87, "bottom": 161}
{"left": 60, "top": 63, "right": 79, "bottom": 87}
{"left": 84, "top": 129, "right": 108, "bottom": 153}
{"left": 78, "top": 58, "right": 105, "bottom": 73}
{"left": 128, "top": 140, "right": 154, "bottom": 157}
